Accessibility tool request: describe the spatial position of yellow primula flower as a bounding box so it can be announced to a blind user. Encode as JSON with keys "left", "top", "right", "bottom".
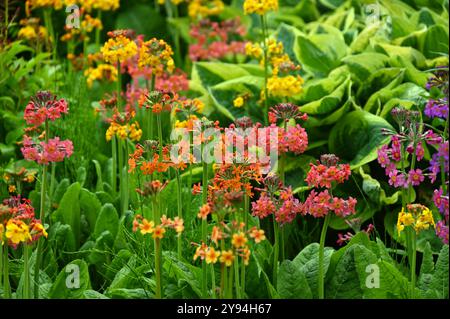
{"left": 231, "top": 232, "right": 248, "bottom": 248}
{"left": 28, "top": 0, "right": 63, "bottom": 10}
{"left": 85, "top": 64, "right": 118, "bottom": 88}
{"left": 219, "top": 250, "right": 235, "bottom": 267}
{"left": 5, "top": 220, "right": 32, "bottom": 245}
{"left": 397, "top": 204, "right": 436, "bottom": 236}
{"left": 139, "top": 219, "right": 155, "bottom": 235}
{"left": 188, "top": 0, "right": 224, "bottom": 19}
{"left": 138, "top": 38, "right": 175, "bottom": 76}
{"left": 267, "top": 75, "right": 304, "bottom": 97}
{"left": 233, "top": 96, "right": 244, "bottom": 108}
{"left": 205, "top": 247, "right": 220, "bottom": 264}
{"left": 18, "top": 25, "right": 48, "bottom": 41}
{"left": 101, "top": 35, "right": 138, "bottom": 64}
{"left": 243, "top": 0, "right": 278, "bottom": 15}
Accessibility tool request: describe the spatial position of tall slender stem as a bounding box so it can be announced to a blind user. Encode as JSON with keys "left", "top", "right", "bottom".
{"left": 260, "top": 14, "right": 269, "bottom": 125}
{"left": 112, "top": 136, "right": 117, "bottom": 194}
{"left": 0, "top": 243, "right": 3, "bottom": 287}
{"left": 272, "top": 216, "right": 279, "bottom": 287}
{"left": 95, "top": 10, "right": 102, "bottom": 47}
{"left": 118, "top": 139, "right": 124, "bottom": 214}
{"left": 410, "top": 230, "right": 417, "bottom": 299}
{"left": 318, "top": 214, "right": 331, "bottom": 299}
{"left": 3, "top": 245, "right": 10, "bottom": 298}
{"left": 23, "top": 245, "right": 30, "bottom": 299}
{"left": 152, "top": 197, "right": 162, "bottom": 298}
{"left": 117, "top": 61, "right": 122, "bottom": 110}
{"left": 241, "top": 194, "right": 249, "bottom": 298}
{"left": 176, "top": 169, "right": 182, "bottom": 259}
{"left": 34, "top": 121, "right": 49, "bottom": 299}
{"left": 210, "top": 264, "right": 216, "bottom": 299}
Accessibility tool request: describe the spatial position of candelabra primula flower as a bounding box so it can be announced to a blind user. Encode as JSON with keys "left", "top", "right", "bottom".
{"left": 188, "top": 0, "right": 224, "bottom": 19}
{"left": 101, "top": 32, "right": 138, "bottom": 64}
{"left": 243, "top": 0, "right": 278, "bottom": 15}
{"left": 0, "top": 196, "right": 47, "bottom": 247}
{"left": 138, "top": 38, "right": 175, "bottom": 76}
{"left": 21, "top": 136, "right": 74, "bottom": 165}
{"left": 132, "top": 214, "right": 184, "bottom": 238}
{"left": 397, "top": 204, "right": 436, "bottom": 236}
{"left": 27, "top": 0, "right": 63, "bottom": 9}
{"left": 24, "top": 91, "right": 69, "bottom": 127}
{"left": 85, "top": 64, "right": 118, "bottom": 88}
{"left": 105, "top": 121, "right": 142, "bottom": 142}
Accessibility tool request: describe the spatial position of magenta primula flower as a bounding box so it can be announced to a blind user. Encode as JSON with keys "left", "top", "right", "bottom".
{"left": 408, "top": 169, "right": 425, "bottom": 186}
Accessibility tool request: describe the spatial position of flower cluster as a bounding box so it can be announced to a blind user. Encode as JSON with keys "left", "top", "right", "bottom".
{"left": 62, "top": 0, "right": 120, "bottom": 11}
{"left": 128, "top": 144, "right": 174, "bottom": 176}
{"left": 2, "top": 167, "right": 37, "bottom": 194}
{"left": 27, "top": 0, "right": 63, "bottom": 9}
{"left": 85, "top": 64, "right": 118, "bottom": 88}
{"left": 188, "top": 0, "right": 224, "bottom": 19}
{"left": 21, "top": 136, "right": 74, "bottom": 165}
{"left": 433, "top": 187, "right": 449, "bottom": 244}
{"left": 377, "top": 108, "right": 444, "bottom": 187}
{"left": 303, "top": 154, "right": 357, "bottom": 219}
{"left": 193, "top": 221, "right": 265, "bottom": 266}
{"left": 397, "top": 204, "right": 435, "bottom": 236}
{"left": 0, "top": 196, "right": 47, "bottom": 247}
{"left": 101, "top": 31, "right": 138, "bottom": 64}
{"left": 132, "top": 214, "right": 184, "bottom": 239}
{"left": 243, "top": 0, "right": 279, "bottom": 15}
{"left": 251, "top": 174, "right": 302, "bottom": 225}
{"left": 18, "top": 18, "right": 48, "bottom": 43}
{"left": 425, "top": 98, "right": 449, "bottom": 119}
{"left": 23, "top": 91, "right": 69, "bottom": 127}
{"left": 138, "top": 38, "right": 175, "bottom": 76}
{"left": 246, "top": 39, "right": 303, "bottom": 98}
{"left": 189, "top": 18, "right": 246, "bottom": 61}
{"left": 105, "top": 121, "right": 142, "bottom": 142}
{"left": 21, "top": 92, "right": 74, "bottom": 165}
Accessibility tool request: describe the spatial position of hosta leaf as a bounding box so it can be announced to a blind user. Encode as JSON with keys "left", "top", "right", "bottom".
{"left": 300, "top": 77, "right": 350, "bottom": 115}
{"left": 191, "top": 62, "right": 250, "bottom": 92}
{"left": 80, "top": 189, "right": 102, "bottom": 233}
{"left": 342, "top": 53, "right": 389, "bottom": 82}
{"left": 329, "top": 110, "right": 394, "bottom": 168}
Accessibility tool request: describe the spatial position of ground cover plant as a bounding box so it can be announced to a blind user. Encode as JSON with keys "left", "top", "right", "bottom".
{"left": 0, "top": 0, "right": 448, "bottom": 300}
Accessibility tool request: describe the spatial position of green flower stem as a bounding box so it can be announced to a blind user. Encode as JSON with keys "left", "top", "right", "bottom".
{"left": 210, "top": 264, "right": 216, "bottom": 299}
{"left": 318, "top": 214, "right": 331, "bottom": 299}
{"left": 201, "top": 218, "right": 208, "bottom": 298}
{"left": 234, "top": 256, "right": 241, "bottom": 299}
{"left": 227, "top": 264, "right": 234, "bottom": 298}
{"left": 441, "top": 117, "right": 449, "bottom": 194}
{"left": 152, "top": 197, "right": 162, "bottom": 299}
{"left": 157, "top": 114, "right": 163, "bottom": 158}
{"left": 146, "top": 75, "right": 156, "bottom": 140}
{"left": 176, "top": 169, "right": 182, "bottom": 259}
{"left": 0, "top": 243, "right": 3, "bottom": 287}
{"left": 4, "top": 0, "right": 8, "bottom": 41}
{"left": 260, "top": 14, "right": 269, "bottom": 126}
{"left": 117, "top": 61, "right": 122, "bottom": 110}
{"left": 112, "top": 136, "right": 117, "bottom": 194}
{"left": 3, "top": 246, "right": 10, "bottom": 298}
{"left": 23, "top": 245, "right": 30, "bottom": 299}
{"left": 272, "top": 216, "right": 279, "bottom": 287}
{"left": 154, "top": 237, "right": 162, "bottom": 299}
{"left": 34, "top": 120, "right": 49, "bottom": 299}
{"left": 186, "top": 131, "right": 193, "bottom": 220}
{"left": 49, "top": 163, "right": 56, "bottom": 199}
{"left": 123, "top": 141, "right": 130, "bottom": 213}
{"left": 241, "top": 194, "right": 249, "bottom": 297}
{"left": 201, "top": 157, "right": 208, "bottom": 297}
{"left": 95, "top": 10, "right": 102, "bottom": 47}
{"left": 118, "top": 139, "right": 124, "bottom": 214}
{"left": 410, "top": 230, "right": 417, "bottom": 299}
